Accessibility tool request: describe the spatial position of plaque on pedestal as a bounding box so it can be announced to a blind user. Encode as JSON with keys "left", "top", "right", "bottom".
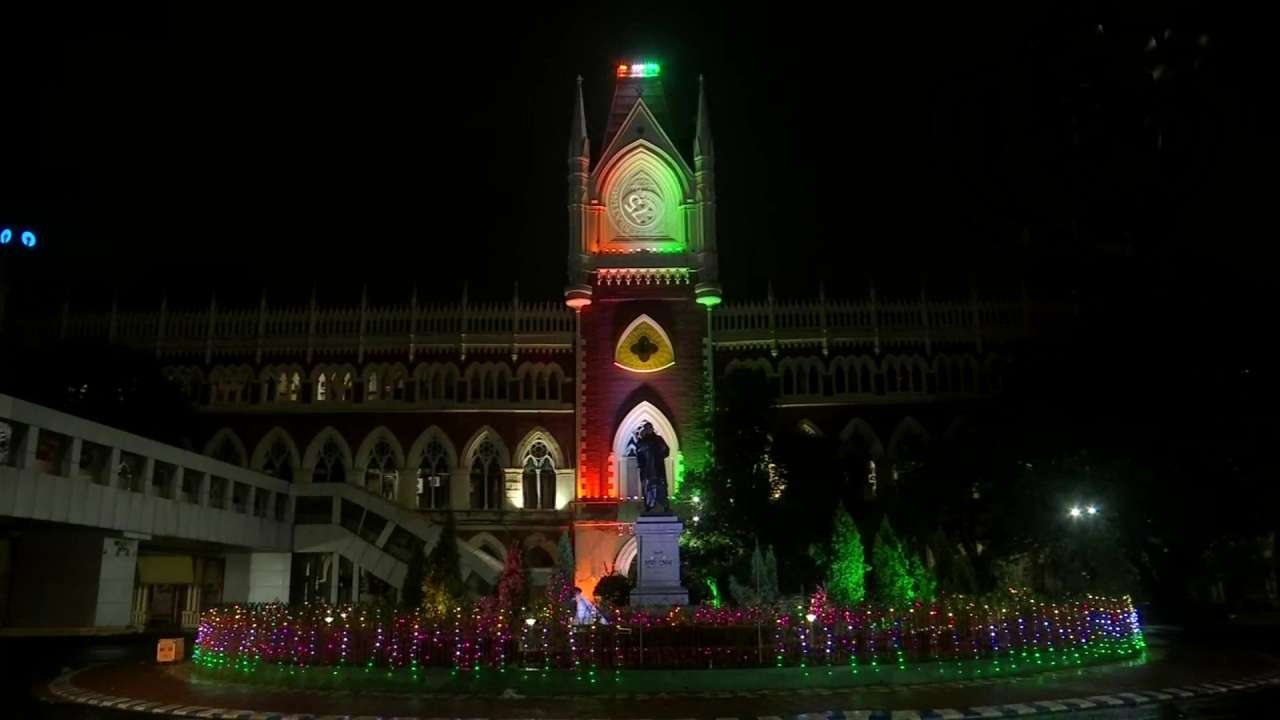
{"left": 629, "top": 514, "right": 689, "bottom": 606}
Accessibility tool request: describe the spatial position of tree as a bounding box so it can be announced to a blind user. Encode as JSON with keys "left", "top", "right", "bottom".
{"left": 400, "top": 542, "right": 426, "bottom": 609}
{"left": 872, "top": 517, "right": 914, "bottom": 607}
{"left": 422, "top": 511, "right": 464, "bottom": 613}
{"left": 546, "top": 532, "right": 575, "bottom": 605}
{"left": 593, "top": 574, "right": 631, "bottom": 609}
{"left": 908, "top": 549, "right": 938, "bottom": 603}
{"left": 826, "top": 505, "right": 867, "bottom": 605}
{"left": 728, "top": 542, "right": 780, "bottom": 607}
{"left": 929, "top": 529, "right": 977, "bottom": 595}
{"left": 496, "top": 542, "right": 526, "bottom": 614}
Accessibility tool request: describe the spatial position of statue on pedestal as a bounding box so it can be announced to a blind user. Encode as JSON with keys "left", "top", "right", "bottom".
{"left": 634, "top": 421, "right": 670, "bottom": 514}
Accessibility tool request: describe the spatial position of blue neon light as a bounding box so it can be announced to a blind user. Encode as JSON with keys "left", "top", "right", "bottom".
{"left": 20, "top": 230, "right": 36, "bottom": 248}
{"left": 0, "top": 228, "right": 10, "bottom": 245}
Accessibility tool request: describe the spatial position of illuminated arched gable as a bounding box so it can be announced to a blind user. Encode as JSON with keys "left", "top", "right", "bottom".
{"left": 614, "top": 314, "right": 675, "bottom": 373}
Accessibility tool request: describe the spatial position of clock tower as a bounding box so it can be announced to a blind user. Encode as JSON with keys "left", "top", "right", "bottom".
{"left": 565, "top": 62, "right": 721, "bottom": 598}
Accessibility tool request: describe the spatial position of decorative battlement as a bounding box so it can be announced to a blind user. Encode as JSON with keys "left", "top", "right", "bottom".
{"left": 57, "top": 299, "right": 578, "bottom": 361}
{"left": 714, "top": 298, "right": 1072, "bottom": 353}
{"left": 50, "top": 294, "right": 1068, "bottom": 360}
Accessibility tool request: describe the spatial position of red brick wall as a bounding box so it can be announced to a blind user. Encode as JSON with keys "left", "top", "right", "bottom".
{"left": 578, "top": 284, "right": 708, "bottom": 498}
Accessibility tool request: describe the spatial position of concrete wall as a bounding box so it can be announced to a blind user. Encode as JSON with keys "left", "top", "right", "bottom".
{"left": 222, "top": 553, "right": 250, "bottom": 603}
{"left": 248, "top": 552, "right": 291, "bottom": 603}
{"left": 223, "top": 552, "right": 291, "bottom": 604}
{"left": 94, "top": 537, "right": 138, "bottom": 626}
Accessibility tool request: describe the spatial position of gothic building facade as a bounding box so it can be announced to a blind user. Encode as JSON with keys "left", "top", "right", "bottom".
{"left": 49, "top": 63, "right": 1066, "bottom": 601}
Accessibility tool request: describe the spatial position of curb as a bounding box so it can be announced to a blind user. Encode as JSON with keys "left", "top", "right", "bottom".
{"left": 45, "top": 667, "right": 1280, "bottom": 720}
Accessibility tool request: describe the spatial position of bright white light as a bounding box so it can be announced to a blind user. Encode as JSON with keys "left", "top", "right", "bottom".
{"left": 805, "top": 612, "right": 817, "bottom": 623}
{"left": 324, "top": 615, "right": 335, "bottom": 624}
{"left": 524, "top": 617, "right": 536, "bottom": 627}
{"left": 692, "top": 515, "right": 700, "bottom": 523}
{"left": 1086, "top": 505, "right": 1098, "bottom": 515}
{"left": 1068, "top": 506, "right": 1082, "bottom": 518}
{"left": 691, "top": 494, "right": 701, "bottom": 504}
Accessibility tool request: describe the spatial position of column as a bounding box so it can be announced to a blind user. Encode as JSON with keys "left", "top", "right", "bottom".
{"left": 16, "top": 425, "right": 39, "bottom": 470}
{"left": 131, "top": 585, "right": 149, "bottom": 628}
{"left": 192, "top": 471, "right": 209, "bottom": 506}
{"left": 181, "top": 585, "right": 202, "bottom": 629}
{"left": 329, "top": 552, "right": 340, "bottom": 605}
{"left": 141, "top": 457, "right": 156, "bottom": 496}
{"left": 66, "top": 437, "right": 83, "bottom": 479}
{"left": 106, "top": 447, "right": 122, "bottom": 487}
{"left": 396, "top": 465, "right": 417, "bottom": 508}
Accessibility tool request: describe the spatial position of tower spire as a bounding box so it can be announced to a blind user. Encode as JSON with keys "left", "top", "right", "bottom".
{"left": 568, "top": 75, "right": 589, "bottom": 160}
{"left": 694, "top": 74, "right": 714, "bottom": 160}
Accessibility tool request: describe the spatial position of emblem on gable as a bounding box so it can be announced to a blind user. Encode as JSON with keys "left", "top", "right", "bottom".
{"left": 614, "top": 315, "right": 675, "bottom": 373}
{"left": 608, "top": 171, "right": 666, "bottom": 238}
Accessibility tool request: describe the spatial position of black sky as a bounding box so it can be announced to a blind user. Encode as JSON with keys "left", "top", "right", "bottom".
{"left": 2, "top": 3, "right": 1276, "bottom": 312}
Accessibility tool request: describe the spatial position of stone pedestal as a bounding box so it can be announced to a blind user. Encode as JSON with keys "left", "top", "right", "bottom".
{"left": 629, "top": 515, "right": 688, "bottom": 606}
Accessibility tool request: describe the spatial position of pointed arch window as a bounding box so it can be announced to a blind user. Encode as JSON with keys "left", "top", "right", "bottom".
{"left": 417, "top": 437, "right": 450, "bottom": 509}
{"left": 365, "top": 439, "right": 398, "bottom": 500}
{"left": 316, "top": 373, "right": 329, "bottom": 402}
{"left": 367, "top": 372, "right": 380, "bottom": 401}
{"left": 261, "top": 438, "right": 294, "bottom": 482}
{"left": 469, "top": 438, "right": 503, "bottom": 510}
{"left": 312, "top": 439, "right": 345, "bottom": 483}
{"left": 388, "top": 368, "right": 407, "bottom": 401}
{"left": 210, "top": 434, "right": 244, "bottom": 467}
{"left": 521, "top": 441, "right": 556, "bottom": 510}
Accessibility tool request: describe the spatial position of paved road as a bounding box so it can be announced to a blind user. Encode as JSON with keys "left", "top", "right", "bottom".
{"left": 8, "top": 624, "right": 1280, "bottom": 719}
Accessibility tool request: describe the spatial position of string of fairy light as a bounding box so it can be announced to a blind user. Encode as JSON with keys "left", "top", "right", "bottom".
{"left": 193, "top": 594, "right": 1145, "bottom": 681}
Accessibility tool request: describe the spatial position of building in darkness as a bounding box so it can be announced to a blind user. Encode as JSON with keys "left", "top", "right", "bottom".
{"left": 1, "top": 63, "right": 1068, "bottom": 625}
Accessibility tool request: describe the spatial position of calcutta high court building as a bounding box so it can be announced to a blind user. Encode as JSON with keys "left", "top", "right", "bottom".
{"left": 17, "top": 63, "right": 1066, "bottom": 613}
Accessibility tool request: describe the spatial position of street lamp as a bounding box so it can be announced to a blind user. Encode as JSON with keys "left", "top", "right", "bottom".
{"left": 1069, "top": 504, "right": 1100, "bottom": 519}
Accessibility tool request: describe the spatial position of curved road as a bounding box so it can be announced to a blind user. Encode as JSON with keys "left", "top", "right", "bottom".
{"left": 7, "top": 624, "right": 1279, "bottom": 719}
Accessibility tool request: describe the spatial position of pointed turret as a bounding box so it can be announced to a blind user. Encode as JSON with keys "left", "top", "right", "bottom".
{"left": 692, "top": 74, "right": 722, "bottom": 307}
{"left": 565, "top": 75, "right": 593, "bottom": 309}
{"left": 694, "top": 74, "right": 714, "bottom": 161}
{"left": 568, "top": 75, "right": 590, "bottom": 161}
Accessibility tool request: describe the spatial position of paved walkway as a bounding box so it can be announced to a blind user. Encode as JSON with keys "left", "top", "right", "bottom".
{"left": 43, "top": 641, "right": 1280, "bottom": 719}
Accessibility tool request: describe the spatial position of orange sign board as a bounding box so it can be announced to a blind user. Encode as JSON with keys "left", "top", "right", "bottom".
{"left": 156, "top": 637, "right": 185, "bottom": 663}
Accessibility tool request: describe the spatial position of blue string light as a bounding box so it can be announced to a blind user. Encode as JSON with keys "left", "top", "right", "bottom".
{"left": 20, "top": 230, "right": 36, "bottom": 248}
{"left": 0, "top": 228, "right": 10, "bottom": 245}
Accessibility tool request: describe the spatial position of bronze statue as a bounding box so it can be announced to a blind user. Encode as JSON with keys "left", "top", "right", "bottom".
{"left": 634, "top": 421, "right": 670, "bottom": 513}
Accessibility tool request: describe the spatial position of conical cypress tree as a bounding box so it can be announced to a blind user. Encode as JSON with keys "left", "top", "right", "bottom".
{"left": 422, "top": 511, "right": 463, "bottom": 613}
{"left": 827, "top": 506, "right": 867, "bottom": 605}
{"left": 872, "top": 516, "right": 914, "bottom": 607}
{"left": 496, "top": 542, "right": 527, "bottom": 613}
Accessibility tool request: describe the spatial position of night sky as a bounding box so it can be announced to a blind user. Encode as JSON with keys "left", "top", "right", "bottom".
{"left": 3, "top": 4, "right": 1276, "bottom": 313}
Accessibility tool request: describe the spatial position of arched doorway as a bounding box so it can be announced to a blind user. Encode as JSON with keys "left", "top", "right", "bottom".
{"left": 612, "top": 401, "right": 679, "bottom": 500}
{"left": 613, "top": 535, "right": 638, "bottom": 580}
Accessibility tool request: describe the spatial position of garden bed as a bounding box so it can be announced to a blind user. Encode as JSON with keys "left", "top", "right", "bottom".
{"left": 193, "top": 593, "right": 1146, "bottom": 681}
